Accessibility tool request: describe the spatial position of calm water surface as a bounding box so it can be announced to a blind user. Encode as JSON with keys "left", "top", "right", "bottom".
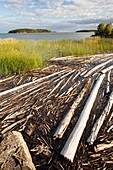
{"left": 0, "top": 32, "right": 94, "bottom": 40}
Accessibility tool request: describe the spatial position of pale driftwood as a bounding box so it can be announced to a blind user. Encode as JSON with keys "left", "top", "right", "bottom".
{"left": 0, "top": 69, "right": 68, "bottom": 98}
{"left": 56, "top": 73, "right": 76, "bottom": 97}
{"left": 0, "top": 131, "right": 36, "bottom": 170}
{"left": 69, "top": 71, "right": 80, "bottom": 83}
{"left": 87, "top": 91, "right": 113, "bottom": 145}
{"left": 106, "top": 70, "right": 111, "bottom": 93}
{"left": 60, "top": 81, "right": 79, "bottom": 97}
{"left": 53, "top": 69, "right": 75, "bottom": 84}
{"left": 91, "top": 66, "right": 105, "bottom": 77}
{"left": 60, "top": 74, "right": 74, "bottom": 91}
{"left": 0, "top": 99, "right": 31, "bottom": 119}
{"left": 61, "top": 73, "right": 105, "bottom": 162}
{"left": 84, "top": 59, "right": 112, "bottom": 77}
{"left": 90, "top": 153, "right": 101, "bottom": 158}
{"left": 1, "top": 115, "right": 32, "bottom": 135}
{"left": 13, "top": 80, "right": 49, "bottom": 100}
{"left": 0, "top": 76, "right": 55, "bottom": 109}
{"left": 90, "top": 53, "right": 113, "bottom": 62}
{"left": 47, "top": 69, "right": 76, "bottom": 97}
{"left": 61, "top": 72, "right": 80, "bottom": 96}
{"left": 94, "top": 141, "right": 113, "bottom": 152}
{"left": 0, "top": 70, "right": 69, "bottom": 107}
{"left": 60, "top": 69, "right": 76, "bottom": 79}
{"left": 65, "top": 83, "right": 78, "bottom": 95}
{"left": 50, "top": 56, "right": 75, "bottom": 62}
{"left": 49, "top": 69, "right": 71, "bottom": 84}
{"left": 3, "top": 109, "right": 26, "bottom": 121}
{"left": 42, "top": 64, "right": 57, "bottom": 71}
{"left": 107, "top": 124, "right": 113, "bottom": 132}
{"left": 80, "top": 69, "right": 88, "bottom": 76}
{"left": 105, "top": 161, "right": 113, "bottom": 164}
{"left": 100, "top": 65, "right": 113, "bottom": 74}
{"left": 108, "top": 112, "right": 113, "bottom": 122}
{"left": 0, "top": 75, "right": 16, "bottom": 83}
{"left": 59, "top": 83, "right": 77, "bottom": 97}
{"left": 13, "top": 82, "right": 45, "bottom": 100}
{"left": 54, "top": 78, "right": 91, "bottom": 139}
{"left": 47, "top": 79, "right": 64, "bottom": 97}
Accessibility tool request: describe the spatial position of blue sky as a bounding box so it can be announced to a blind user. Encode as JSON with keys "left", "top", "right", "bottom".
{"left": 0, "top": 0, "right": 113, "bottom": 33}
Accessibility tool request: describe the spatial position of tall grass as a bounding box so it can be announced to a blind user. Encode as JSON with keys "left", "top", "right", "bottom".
{"left": 0, "top": 37, "right": 113, "bottom": 76}
{"left": 0, "top": 39, "right": 42, "bottom": 76}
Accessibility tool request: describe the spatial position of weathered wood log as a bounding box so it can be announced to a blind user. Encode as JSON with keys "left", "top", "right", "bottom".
{"left": 94, "top": 141, "right": 113, "bottom": 152}
{"left": 65, "top": 82, "right": 78, "bottom": 95}
{"left": 84, "top": 59, "right": 112, "bottom": 77}
{"left": 53, "top": 78, "right": 91, "bottom": 139}
{"left": 1, "top": 115, "right": 32, "bottom": 135}
{"left": 56, "top": 72, "right": 79, "bottom": 97}
{"left": 0, "top": 70, "right": 70, "bottom": 108}
{"left": 87, "top": 91, "right": 113, "bottom": 145}
{"left": 80, "top": 69, "right": 88, "bottom": 76}
{"left": 100, "top": 64, "right": 113, "bottom": 74}
{"left": 42, "top": 64, "right": 57, "bottom": 71}
{"left": 0, "top": 69, "right": 68, "bottom": 98}
{"left": 0, "top": 115, "right": 33, "bottom": 135}
{"left": 106, "top": 70, "right": 111, "bottom": 93}
{"left": 50, "top": 56, "right": 75, "bottom": 62}
{"left": 107, "top": 124, "right": 113, "bottom": 132}
{"left": 0, "top": 75, "right": 16, "bottom": 83}
{"left": 59, "top": 73, "right": 80, "bottom": 97}
{"left": 90, "top": 153, "right": 101, "bottom": 158}
{"left": 47, "top": 79, "right": 64, "bottom": 97}
{"left": 47, "top": 69, "right": 76, "bottom": 97}
{"left": 0, "top": 131, "right": 36, "bottom": 170}
{"left": 60, "top": 73, "right": 105, "bottom": 162}
{"left": 3, "top": 109, "right": 26, "bottom": 121}
{"left": 60, "top": 69, "right": 76, "bottom": 79}
{"left": 108, "top": 111, "right": 113, "bottom": 122}
{"left": 90, "top": 53, "right": 113, "bottom": 62}
{"left": 59, "top": 74, "right": 74, "bottom": 91}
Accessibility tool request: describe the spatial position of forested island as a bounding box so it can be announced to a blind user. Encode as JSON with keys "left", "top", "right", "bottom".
{"left": 8, "top": 28, "right": 54, "bottom": 33}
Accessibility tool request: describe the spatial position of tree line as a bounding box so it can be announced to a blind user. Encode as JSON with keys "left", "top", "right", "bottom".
{"left": 95, "top": 22, "right": 113, "bottom": 37}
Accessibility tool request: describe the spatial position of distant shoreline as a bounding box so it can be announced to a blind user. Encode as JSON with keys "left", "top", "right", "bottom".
{"left": 8, "top": 28, "right": 55, "bottom": 34}
{"left": 76, "top": 30, "right": 96, "bottom": 33}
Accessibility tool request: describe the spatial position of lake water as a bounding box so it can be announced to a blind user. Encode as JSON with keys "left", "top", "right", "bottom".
{"left": 0, "top": 32, "right": 94, "bottom": 40}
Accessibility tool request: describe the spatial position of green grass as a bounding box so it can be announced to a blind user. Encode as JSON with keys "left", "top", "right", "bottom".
{"left": 0, "top": 37, "right": 113, "bottom": 76}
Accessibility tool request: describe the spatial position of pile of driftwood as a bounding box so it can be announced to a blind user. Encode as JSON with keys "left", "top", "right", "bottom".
{"left": 0, "top": 53, "right": 113, "bottom": 170}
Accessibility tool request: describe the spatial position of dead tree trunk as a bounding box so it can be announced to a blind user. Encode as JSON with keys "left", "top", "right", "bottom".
{"left": 61, "top": 73, "right": 105, "bottom": 162}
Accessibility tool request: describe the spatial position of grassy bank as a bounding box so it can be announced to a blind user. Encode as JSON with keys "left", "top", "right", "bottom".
{"left": 0, "top": 37, "right": 113, "bottom": 76}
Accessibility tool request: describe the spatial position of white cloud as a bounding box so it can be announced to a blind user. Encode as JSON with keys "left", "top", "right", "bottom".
{"left": 0, "top": 0, "right": 28, "bottom": 3}
{"left": 0, "top": 0, "right": 113, "bottom": 32}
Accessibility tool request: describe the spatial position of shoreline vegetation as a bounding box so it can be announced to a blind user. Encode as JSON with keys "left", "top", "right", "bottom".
{"left": 77, "top": 22, "right": 113, "bottom": 38}
{"left": 93, "top": 22, "right": 113, "bottom": 38}
{"left": 76, "top": 30, "right": 96, "bottom": 32}
{"left": 0, "top": 37, "right": 113, "bottom": 77}
{"left": 8, "top": 28, "right": 54, "bottom": 33}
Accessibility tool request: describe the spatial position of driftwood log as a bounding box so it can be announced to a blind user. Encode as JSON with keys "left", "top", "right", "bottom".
{"left": 53, "top": 78, "right": 91, "bottom": 139}
{"left": 0, "top": 53, "right": 113, "bottom": 170}
{"left": 106, "top": 70, "right": 111, "bottom": 93}
{"left": 84, "top": 59, "right": 113, "bottom": 77}
{"left": 61, "top": 73, "right": 105, "bottom": 162}
{"left": 87, "top": 91, "right": 113, "bottom": 144}
{"left": 94, "top": 141, "right": 113, "bottom": 152}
